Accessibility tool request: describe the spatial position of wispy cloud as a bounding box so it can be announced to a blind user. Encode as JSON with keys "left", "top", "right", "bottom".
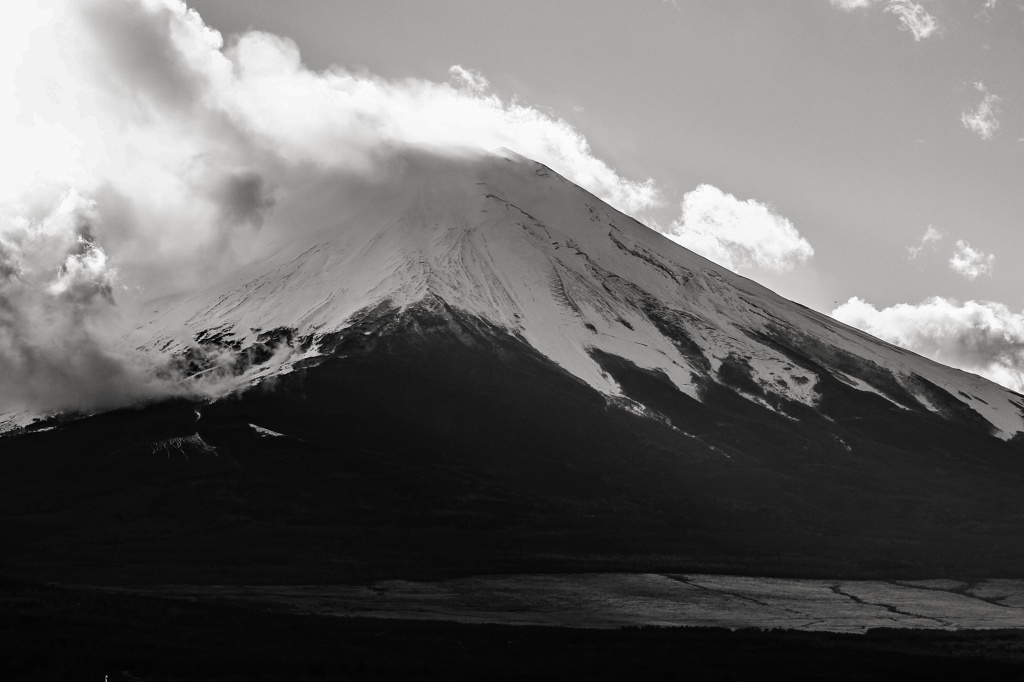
{"left": 832, "top": 296, "right": 1024, "bottom": 392}
{"left": 949, "top": 240, "right": 995, "bottom": 279}
{"left": 961, "top": 82, "right": 1001, "bottom": 140}
{"left": 829, "top": 0, "right": 882, "bottom": 9}
{"left": 662, "top": 184, "right": 814, "bottom": 273}
{"left": 884, "top": 1, "right": 939, "bottom": 40}
{"left": 907, "top": 225, "right": 942, "bottom": 259}
{"left": 829, "top": 0, "right": 939, "bottom": 40}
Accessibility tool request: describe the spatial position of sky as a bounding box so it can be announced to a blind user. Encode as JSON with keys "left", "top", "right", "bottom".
{"left": 1, "top": 0, "right": 1023, "bottom": 411}
{"left": 186, "top": 0, "right": 1024, "bottom": 304}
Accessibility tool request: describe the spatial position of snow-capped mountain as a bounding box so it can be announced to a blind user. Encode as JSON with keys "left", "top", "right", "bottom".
{"left": 137, "top": 147, "right": 1024, "bottom": 441}
{"left": 5, "top": 148, "right": 1024, "bottom": 583}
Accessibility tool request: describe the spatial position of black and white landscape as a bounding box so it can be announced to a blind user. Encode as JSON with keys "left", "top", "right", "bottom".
{"left": 3, "top": 1, "right": 1024, "bottom": 680}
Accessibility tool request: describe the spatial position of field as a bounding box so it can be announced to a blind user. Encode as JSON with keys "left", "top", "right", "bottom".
{"left": 7, "top": 575, "right": 1024, "bottom": 681}
{"left": 113, "top": 573, "right": 1024, "bottom": 632}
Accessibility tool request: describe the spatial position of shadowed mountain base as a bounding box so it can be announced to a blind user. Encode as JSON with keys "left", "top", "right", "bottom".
{"left": 4, "top": 302, "right": 1024, "bottom": 584}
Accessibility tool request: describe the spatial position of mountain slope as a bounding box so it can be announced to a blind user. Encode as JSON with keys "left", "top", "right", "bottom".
{"left": 4, "top": 148, "right": 1024, "bottom": 583}
{"left": 137, "top": 147, "right": 1024, "bottom": 440}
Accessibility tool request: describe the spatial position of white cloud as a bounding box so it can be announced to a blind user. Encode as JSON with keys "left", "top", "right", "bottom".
{"left": 832, "top": 296, "right": 1024, "bottom": 392}
{"left": 884, "top": 1, "right": 939, "bottom": 40}
{"left": 949, "top": 239, "right": 995, "bottom": 279}
{"left": 662, "top": 184, "right": 814, "bottom": 273}
{"left": 222, "top": 32, "right": 660, "bottom": 215}
{"left": 829, "top": 0, "right": 939, "bottom": 40}
{"left": 907, "top": 225, "right": 942, "bottom": 259}
{"left": 961, "top": 82, "right": 1001, "bottom": 140}
{"left": 0, "top": 0, "right": 661, "bottom": 414}
{"left": 829, "top": 0, "right": 882, "bottom": 9}
{"left": 447, "top": 64, "right": 489, "bottom": 95}
{"left": 4, "top": 1, "right": 660, "bottom": 213}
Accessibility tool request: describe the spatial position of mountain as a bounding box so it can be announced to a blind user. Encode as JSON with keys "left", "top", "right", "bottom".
{"left": 4, "top": 148, "right": 1024, "bottom": 584}
{"left": 134, "top": 148, "right": 1024, "bottom": 438}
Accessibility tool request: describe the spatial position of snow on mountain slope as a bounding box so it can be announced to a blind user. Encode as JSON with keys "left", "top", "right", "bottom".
{"left": 133, "top": 148, "right": 1024, "bottom": 439}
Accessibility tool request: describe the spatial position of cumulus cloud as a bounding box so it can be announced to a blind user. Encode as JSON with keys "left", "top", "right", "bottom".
{"left": 961, "top": 82, "right": 1001, "bottom": 140}
{"left": 949, "top": 239, "right": 994, "bottom": 279}
{"left": 907, "top": 225, "right": 942, "bottom": 259}
{"left": 662, "top": 184, "right": 814, "bottom": 273}
{"left": 832, "top": 296, "right": 1024, "bottom": 392}
{"left": 0, "top": 0, "right": 660, "bottom": 416}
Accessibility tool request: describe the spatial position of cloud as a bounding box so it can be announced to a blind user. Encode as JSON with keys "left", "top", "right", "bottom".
{"left": 884, "top": 1, "right": 938, "bottom": 40}
{"left": 0, "top": 191, "right": 169, "bottom": 413}
{"left": 222, "top": 32, "right": 660, "bottom": 215}
{"left": 448, "top": 65, "right": 489, "bottom": 95}
{"left": 829, "top": 0, "right": 938, "bottom": 40}
{"left": 662, "top": 184, "right": 814, "bottom": 273}
{"left": 961, "top": 82, "right": 1001, "bottom": 140}
{"left": 832, "top": 296, "right": 1024, "bottom": 392}
{"left": 0, "top": 0, "right": 663, "bottom": 416}
{"left": 907, "top": 225, "right": 942, "bottom": 259}
{"left": 829, "top": 0, "right": 883, "bottom": 9}
{"left": 949, "top": 239, "right": 994, "bottom": 279}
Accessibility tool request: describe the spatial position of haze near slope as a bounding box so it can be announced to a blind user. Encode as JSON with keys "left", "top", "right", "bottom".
{"left": 137, "top": 148, "right": 1024, "bottom": 439}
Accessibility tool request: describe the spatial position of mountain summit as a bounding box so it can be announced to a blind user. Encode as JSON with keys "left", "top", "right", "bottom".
{"left": 5, "top": 148, "right": 1024, "bottom": 582}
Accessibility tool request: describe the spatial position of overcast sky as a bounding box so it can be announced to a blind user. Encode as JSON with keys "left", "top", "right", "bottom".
{"left": 3, "top": 0, "right": 1024, "bottom": 402}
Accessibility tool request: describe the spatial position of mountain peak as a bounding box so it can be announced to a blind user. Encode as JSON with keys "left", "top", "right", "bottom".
{"left": 489, "top": 146, "right": 531, "bottom": 163}
{"left": 125, "top": 150, "right": 1024, "bottom": 440}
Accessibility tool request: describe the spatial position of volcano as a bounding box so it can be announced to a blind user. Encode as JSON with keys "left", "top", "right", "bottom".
{"left": 4, "top": 148, "right": 1024, "bottom": 583}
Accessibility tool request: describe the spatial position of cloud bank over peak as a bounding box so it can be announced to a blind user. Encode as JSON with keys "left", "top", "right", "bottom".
{"left": 833, "top": 296, "right": 1024, "bottom": 392}
{"left": 0, "top": 0, "right": 662, "bottom": 416}
{"left": 213, "top": 32, "right": 661, "bottom": 215}
{"left": 663, "top": 184, "right": 814, "bottom": 274}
